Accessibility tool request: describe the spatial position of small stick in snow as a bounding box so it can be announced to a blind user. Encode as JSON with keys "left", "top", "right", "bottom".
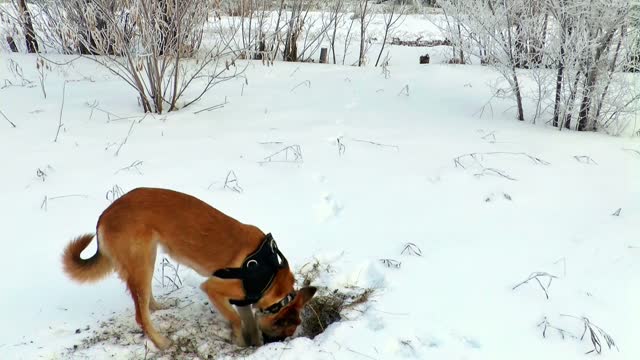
{"left": 454, "top": 152, "right": 550, "bottom": 169}
{"left": 537, "top": 317, "right": 577, "bottom": 340}
{"left": 290, "top": 80, "right": 311, "bottom": 93}
{"left": 480, "top": 131, "right": 497, "bottom": 143}
{"left": 223, "top": 170, "right": 243, "bottom": 193}
{"left": 337, "top": 137, "right": 346, "bottom": 156}
{"left": 115, "top": 160, "right": 144, "bottom": 175}
{"left": 258, "top": 141, "right": 284, "bottom": 145}
{"left": 513, "top": 272, "right": 557, "bottom": 299}
{"left": 0, "top": 110, "right": 16, "bottom": 128}
{"left": 54, "top": 81, "right": 67, "bottom": 142}
{"left": 574, "top": 155, "right": 598, "bottom": 165}
{"left": 41, "top": 194, "right": 89, "bottom": 211}
{"left": 379, "top": 258, "right": 401, "bottom": 269}
{"left": 611, "top": 208, "right": 622, "bottom": 216}
{"left": 260, "top": 145, "right": 303, "bottom": 164}
{"left": 552, "top": 257, "right": 567, "bottom": 277}
{"left": 622, "top": 148, "right": 640, "bottom": 157}
{"left": 352, "top": 138, "right": 399, "bottom": 151}
{"left": 397, "top": 84, "right": 409, "bottom": 96}
{"left": 474, "top": 167, "right": 517, "bottom": 181}
{"left": 114, "top": 116, "right": 144, "bottom": 157}
{"left": 401, "top": 243, "right": 422, "bottom": 256}
{"left": 106, "top": 185, "right": 125, "bottom": 203}
{"left": 193, "top": 97, "right": 228, "bottom": 114}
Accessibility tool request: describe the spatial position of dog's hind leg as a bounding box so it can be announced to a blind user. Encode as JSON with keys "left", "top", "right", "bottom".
{"left": 147, "top": 250, "right": 171, "bottom": 312}
{"left": 123, "top": 242, "right": 172, "bottom": 350}
{"left": 127, "top": 276, "right": 172, "bottom": 350}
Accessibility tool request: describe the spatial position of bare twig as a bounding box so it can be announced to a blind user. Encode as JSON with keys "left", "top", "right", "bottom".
{"left": 159, "top": 257, "right": 182, "bottom": 290}
{"left": 379, "top": 259, "right": 401, "bottom": 269}
{"left": 0, "top": 110, "right": 16, "bottom": 128}
{"left": 106, "top": 185, "right": 125, "bottom": 203}
{"left": 337, "top": 137, "right": 346, "bottom": 156}
{"left": 537, "top": 317, "right": 577, "bottom": 340}
{"left": 398, "top": 85, "right": 410, "bottom": 96}
{"left": 401, "top": 243, "right": 422, "bottom": 256}
{"left": 559, "top": 315, "right": 619, "bottom": 354}
{"left": 454, "top": 152, "right": 550, "bottom": 169}
{"left": 513, "top": 272, "right": 558, "bottom": 299}
{"left": 193, "top": 97, "right": 228, "bottom": 114}
{"left": 115, "top": 160, "right": 144, "bottom": 175}
{"left": 260, "top": 145, "right": 303, "bottom": 164}
{"left": 573, "top": 155, "right": 598, "bottom": 165}
{"left": 114, "top": 116, "right": 145, "bottom": 157}
{"left": 480, "top": 131, "right": 497, "bottom": 143}
{"left": 475, "top": 168, "right": 517, "bottom": 181}
{"left": 54, "top": 81, "right": 67, "bottom": 142}
{"left": 290, "top": 80, "right": 311, "bottom": 93}
{"left": 41, "top": 194, "right": 89, "bottom": 211}
{"left": 352, "top": 138, "right": 399, "bottom": 151}
{"left": 223, "top": 170, "right": 243, "bottom": 193}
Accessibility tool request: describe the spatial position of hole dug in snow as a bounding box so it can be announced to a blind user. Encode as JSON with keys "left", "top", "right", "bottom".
{"left": 296, "top": 259, "right": 375, "bottom": 340}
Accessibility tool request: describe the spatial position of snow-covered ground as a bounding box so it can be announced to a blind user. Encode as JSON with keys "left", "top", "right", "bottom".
{"left": 1, "top": 11, "right": 639, "bottom": 360}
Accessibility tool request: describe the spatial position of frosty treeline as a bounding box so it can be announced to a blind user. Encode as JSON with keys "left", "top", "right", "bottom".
{"left": 0, "top": 0, "right": 638, "bottom": 133}
{"left": 437, "top": 0, "right": 639, "bottom": 133}
{"left": 0, "top": 0, "right": 411, "bottom": 113}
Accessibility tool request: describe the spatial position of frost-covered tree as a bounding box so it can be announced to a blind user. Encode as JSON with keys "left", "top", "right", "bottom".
{"left": 436, "top": 0, "right": 637, "bottom": 133}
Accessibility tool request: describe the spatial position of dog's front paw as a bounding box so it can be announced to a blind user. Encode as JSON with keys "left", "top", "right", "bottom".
{"left": 231, "top": 328, "right": 247, "bottom": 347}
{"left": 242, "top": 326, "right": 263, "bottom": 347}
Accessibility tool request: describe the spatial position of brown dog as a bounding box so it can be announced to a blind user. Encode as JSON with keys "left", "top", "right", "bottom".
{"left": 62, "top": 187, "right": 316, "bottom": 350}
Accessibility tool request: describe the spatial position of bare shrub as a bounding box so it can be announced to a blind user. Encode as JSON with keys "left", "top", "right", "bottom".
{"left": 36, "top": 0, "right": 246, "bottom": 114}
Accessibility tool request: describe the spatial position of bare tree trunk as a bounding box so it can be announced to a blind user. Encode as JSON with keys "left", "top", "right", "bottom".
{"left": 553, "top": 23, "right": 570, "bottom": 128}
{"left": 18, "top": 0, "right": 39, "bottom": 53}
{"left": 457, "top": 23, "right": 464, "bottom": 64}
{"left": 595, "top": 26, "right": 624, "bottom": 124}
{"left": 562, "top": 71, "right": 582, "bottom": 130}
{"left": 330, "top": 0, "right": 343, "bottom": 65}
{"left": 552, "top": 45, "right": 565, "bottom": 127}
{"left": 358, "top": 0, "right": 369, "bottom": 67}
{"left": 503, "top": 0, "right": 524, "bottom": 121}
{"left": 342, "top": 15, "right": 355, "bottom": 65}
{"left": 577, "top": 27, "right": 617, "bottom": 131}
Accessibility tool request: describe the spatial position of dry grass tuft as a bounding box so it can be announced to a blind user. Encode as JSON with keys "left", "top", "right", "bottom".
{"left": 296, "top": 259, "right": 375, "bottom": 339}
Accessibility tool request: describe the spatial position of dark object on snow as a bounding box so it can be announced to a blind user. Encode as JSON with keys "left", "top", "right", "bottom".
{"left": 6, "top": 36, "right": 18, "bottom": 52}
{"left": 300, "top": 292, "right": 346, "bottom": 339}
{"left": 300, "top": 288, "right": 374, "bottom": 339}
{"left": 320, "top": 48, "right": 328, "bottom": 64}
{"left": 420, "top": 54, "right": 430, "bottom": 64}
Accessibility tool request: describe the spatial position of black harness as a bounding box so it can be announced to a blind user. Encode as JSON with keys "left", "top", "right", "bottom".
{"left": 213, "top": 233, "right": 289, "bottom": 307}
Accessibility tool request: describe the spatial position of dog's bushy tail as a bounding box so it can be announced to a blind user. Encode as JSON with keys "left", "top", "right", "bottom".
{"left": 62, "top": 233, "right": 113, "bottom": 283}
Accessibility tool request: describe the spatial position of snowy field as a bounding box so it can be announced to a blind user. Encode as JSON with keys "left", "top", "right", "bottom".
{"left": 1, "top": 10, "right": 640, "bottom": 360}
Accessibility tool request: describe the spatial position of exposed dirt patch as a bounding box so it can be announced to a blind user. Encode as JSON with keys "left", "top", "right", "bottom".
{"left": 68, "top": 285, "right": 255, "bottom": 359}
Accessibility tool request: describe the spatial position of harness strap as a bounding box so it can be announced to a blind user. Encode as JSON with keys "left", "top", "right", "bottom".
{"left": 212, "top": 233, "right": 288, "bottom": 306}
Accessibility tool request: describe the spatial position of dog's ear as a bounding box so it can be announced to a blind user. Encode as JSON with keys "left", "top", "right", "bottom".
{"left": 293, "top": 286, "right": 316, "bottom": 308}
